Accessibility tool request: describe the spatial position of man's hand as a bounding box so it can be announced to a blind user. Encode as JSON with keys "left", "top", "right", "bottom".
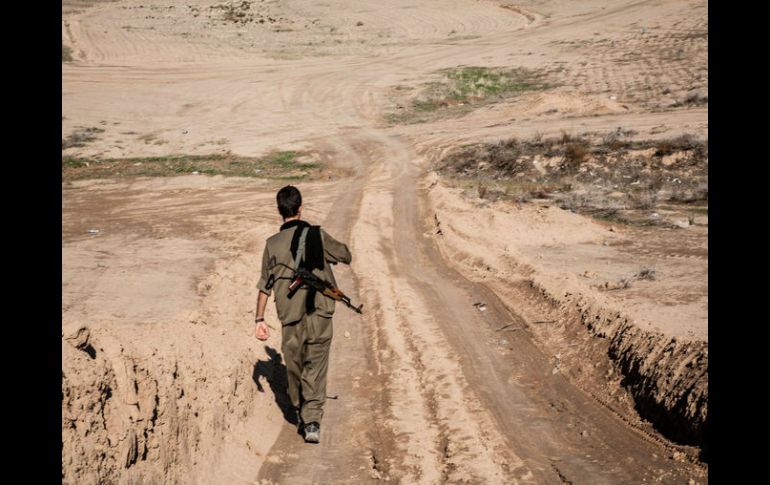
{"left": 255, "top": 321, "right": 270, "bottom": 341}
{"left": 255, "top": 291, "right": 270, "bottom": 341}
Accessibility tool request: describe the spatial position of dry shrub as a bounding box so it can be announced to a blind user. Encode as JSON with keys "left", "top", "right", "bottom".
{"left": 629, "top": 190, "right": 658, "bottom": 209}
{"left": 654, "top": 134, "right": 700, "bottom": 157}
{"left": 488, "top": 138, "right": 522, "bottom": 173}
{"left": 635, "top": 267, "right": 656, "bottom": 280}
{"left": 478, "top": 184, "right": 487, "bottom": 199}
{"left": 563, "top": 142, "right": 589, "bottom": 170}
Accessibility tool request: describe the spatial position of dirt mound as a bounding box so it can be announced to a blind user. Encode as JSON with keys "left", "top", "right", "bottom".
{"left": 61, "top": 320, "right": 275, "bottom": 484}
{"left": 563, "top": 293, "right": 707, "bottom": 451}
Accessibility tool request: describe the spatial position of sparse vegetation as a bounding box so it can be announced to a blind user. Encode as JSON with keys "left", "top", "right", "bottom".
{"left": 477, "top": 183, "right": 487, "bottom": 200}
{"left": 563, "top": 141, "right": 590, "bottom": 171}
{"left": 387, "top": 66, "right": 551, "bottom": 124}
{"left": 635, "top": 268, "right": 656, "bottom": 280}
{"left": 62, "top": 151, "right": 324, "bottom": 182}
{"left": 443, "top": 67, "right": 536, "bottom": 99}
{"left": 436, "top": 131, "right": 708, "bottom": 227}
{"left": 670, "top": 90, "right": 708, "bottom": 108}
{"left": 62, "top": 45, "right": 74, "bottom": 62}
{"left": 215, "top": 1, "right": 254, "bottom": 24}
{"left": 628, "top": 190, "right": 658, "bottom": 210}
{"left": 138, "top": 133, "right": 168, "bottom": 145}
{"left": 209, "top": 0, "right": 287, "bottom": 26}
{"left": 62, "top": 127, "right": 104, "bottom": 149}
{"left": 653, "top": 134, "right": 706, "bottom": 157}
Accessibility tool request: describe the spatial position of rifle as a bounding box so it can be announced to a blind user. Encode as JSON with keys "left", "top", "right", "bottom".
{"left": 266, "top": 261, "right": 364, "bottom": 315}
{"left": 288, "top": 267, "right": 363, "bottom": 314}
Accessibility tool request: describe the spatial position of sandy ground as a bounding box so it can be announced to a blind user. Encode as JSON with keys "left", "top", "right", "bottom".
{"left": 62, "top": 0, "right": 708, "bottom": 483}
{"left": 427, "top": 180, "right": 707, "bottom": 341}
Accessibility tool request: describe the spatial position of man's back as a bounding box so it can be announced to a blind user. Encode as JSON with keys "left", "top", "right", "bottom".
{"left": 257, "top": 222, "right": 351, "bottom": 325}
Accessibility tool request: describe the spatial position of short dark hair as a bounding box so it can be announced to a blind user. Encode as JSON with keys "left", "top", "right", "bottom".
{"left": 276, "top": 185, "right": 302, "bottom": 218}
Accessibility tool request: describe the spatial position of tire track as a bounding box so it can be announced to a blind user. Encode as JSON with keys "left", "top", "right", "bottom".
{"left": 349, "top": 136, "right": 526, "bottom": 483}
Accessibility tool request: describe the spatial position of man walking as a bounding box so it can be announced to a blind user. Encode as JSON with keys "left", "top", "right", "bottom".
{"left": 254, "top": 185, "right": 352, "bottom": 443}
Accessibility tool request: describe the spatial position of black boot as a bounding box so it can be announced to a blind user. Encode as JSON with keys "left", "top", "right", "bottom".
{"left": 303, "top": 422, "right": 320, "bottom": 443}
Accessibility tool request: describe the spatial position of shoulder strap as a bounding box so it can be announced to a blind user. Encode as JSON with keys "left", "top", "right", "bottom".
{"left": 293, "top": 227, "right": 309, "bottom": 271}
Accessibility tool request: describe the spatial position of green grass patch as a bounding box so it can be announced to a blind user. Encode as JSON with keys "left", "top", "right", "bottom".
{"left": 62, "top": 151, "right": 324, "bottom": 182}
{"left": 387, "top": 66, "right": 552, "bottom": 124}
{"left": 443, "top": 67, "right": 536, "bottom": 100}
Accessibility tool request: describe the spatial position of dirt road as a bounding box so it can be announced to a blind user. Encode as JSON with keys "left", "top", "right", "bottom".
{"left": 63, "top": 1, "right": 707, "bottom": 483}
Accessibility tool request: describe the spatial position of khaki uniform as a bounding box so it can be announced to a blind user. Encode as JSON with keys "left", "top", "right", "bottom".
{"left": 256, "top": 224, "right": 351, "bottom": 425}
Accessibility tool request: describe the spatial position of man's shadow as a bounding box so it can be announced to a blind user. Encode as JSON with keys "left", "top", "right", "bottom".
{"left": 252, "top": 346, "right": 299, "bottom": 426}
